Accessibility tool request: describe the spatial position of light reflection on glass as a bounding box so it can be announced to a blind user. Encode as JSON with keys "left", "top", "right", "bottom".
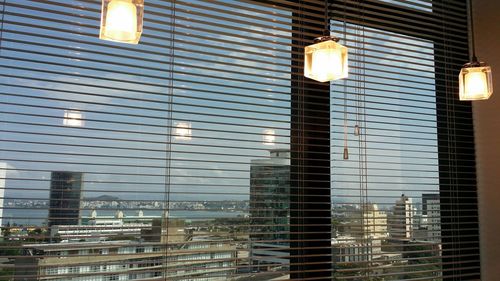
{"left": 262, "top": 129, "right": 276, "bottom": 146}
{"left": 63, "top": 110, "right": 84, "bottom": 127}
{"left": 174, "top": 122, "right": 192, "bottom": 141}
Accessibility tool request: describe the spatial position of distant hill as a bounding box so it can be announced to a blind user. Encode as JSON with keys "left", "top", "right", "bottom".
{"left": 84, "top": 195, "right": 120, "bottom": 201}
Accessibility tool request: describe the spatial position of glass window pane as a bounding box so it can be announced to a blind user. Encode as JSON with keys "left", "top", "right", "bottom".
{"left": 331, "top": 22, "right": 441, "bottom": 279}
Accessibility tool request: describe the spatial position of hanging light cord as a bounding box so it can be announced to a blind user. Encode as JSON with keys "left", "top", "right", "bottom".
{"left": 163, "top": 0, "right": 176, "bottom": 277}
{"left": 316, "top": 0, "right": 339, "bottom": 43}
{"left": 342, "top": 0, "right": 348, "bottom": 160}
{"left": 323, "top": 0, "right": 329, "bottom": 36}
{"left": 468, "top": 0, "right": 477, "bottom": 62}
{"left": 0, "top": 0, "right": 6, "bottom": 55}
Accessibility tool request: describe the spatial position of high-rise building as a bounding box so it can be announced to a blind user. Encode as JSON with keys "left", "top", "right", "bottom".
{"left": 0, "top": 162, "right": 6, "bottom": 228}
{"left": 348, "top": 203, "right": 388, "bottom": 239}
{"left": 390, "top": 194, "right": 415, "bottom": 239}
{"left": 422, "top": 193, "right": 439, "bottom": 215}
{"left": 422, "top": 194, "right": 441, "bottom": 242}
{"left": 48, "top": 171, "right": 84, "bottom": 227}
{"left": 249, "top": 149, "right": 290, "bottom": 270}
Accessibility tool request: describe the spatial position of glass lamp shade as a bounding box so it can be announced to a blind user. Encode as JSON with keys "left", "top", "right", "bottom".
{"left": 304, "top": 38, "right": 348, "bottom": 82}
{"left": 459, "top": 63, "right": 493, "bottom": 101}
{"left": 100, "top": 0, "right": 144, "bottom": 44}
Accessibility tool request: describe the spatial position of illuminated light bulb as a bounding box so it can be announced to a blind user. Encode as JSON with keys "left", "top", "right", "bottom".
{"left": 465, "top": 72, "right": 487, "bottom": 95}
{"left": 304, "top": 37, "right": 348, "bottom": 82}
{"left": 312, "top": 47, "right": 342, "bottom": 81}
{"left": 100, "top": 0, "right": 144, "bottom": 44}
{"left": 459, "top": 65, "right": 493, "bottom": 101}
{"left": 105, "top": 1, "right": 137, "bottom": 40}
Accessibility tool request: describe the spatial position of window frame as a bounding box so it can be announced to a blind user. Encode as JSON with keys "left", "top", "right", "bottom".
{"left": 288, "top": 0, "right": 480, "bottom": 279}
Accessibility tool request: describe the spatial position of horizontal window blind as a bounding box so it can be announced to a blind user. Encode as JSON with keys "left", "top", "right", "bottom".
{"left": 330, "top": 0, "right": 479, "bottom": 280}
{"left": 0, "top": 0, "right": 479, "bottom": 280}
{"left": 0, "top": 0, "right": 330, "bottom": 280}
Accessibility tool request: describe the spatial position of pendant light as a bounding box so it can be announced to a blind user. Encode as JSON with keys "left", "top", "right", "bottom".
{"left": 100, "top": 0, "right": 144, "bottom": 44}
{"left": 304, "top": 0, "right": 348, "bottom": 82}
{"left": 458, "top": 0, "right": 493, "bottom": 101}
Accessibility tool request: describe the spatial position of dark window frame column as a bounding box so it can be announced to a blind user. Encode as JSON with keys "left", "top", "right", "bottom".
{"left": 291, "top": 1, "right": 333, "bottom": 279}
{"left": 434, "top": 1, "right": 481, "bottom": 279}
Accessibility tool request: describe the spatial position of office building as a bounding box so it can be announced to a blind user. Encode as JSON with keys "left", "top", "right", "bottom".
{"left": 389, "top": 194, "right": 416, "bottom": 239}
{"left": 48, "top": 172, "right": 84, "bottom": 227}
{"left": 422, "top": 194, "right": 441, "bottom": 243}
{"left": 249, "top": 149, "right": 290, "bottom": 270}
{"left": 14, "top": 238, "right": 237, "bottom": 281}
{"left": 332, "top": 236, "right": 371, "bottom": 263}
{"left": 347, "top": 203, "right": 388, "bottom": 239}
{"left": 0, "top": 162, "right": 6, "bottom": 228}
{"left": 14, "top": 218, "right": 237, "bottom": 281}
{"left": 422, "top": 194, "right": 439, "bottom": 215}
